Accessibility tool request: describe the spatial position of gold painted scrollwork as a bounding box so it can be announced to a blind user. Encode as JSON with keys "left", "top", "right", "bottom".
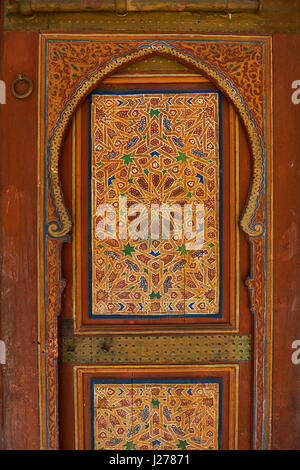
{"left": 47, "top": 43, "right": 264, "bottom": 239}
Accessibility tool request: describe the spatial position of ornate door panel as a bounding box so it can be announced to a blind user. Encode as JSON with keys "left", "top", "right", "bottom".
{"left": 35, "top": 34, "right": 273, "bottom": 450}
{"left": 74, "top": 365, "right": 239, "bottom": 451}
{"left": 70, "top": 80, "right": 240, "bottom": 332}
{"left": 58, "top": 73, "right": 251, "bottom": 450}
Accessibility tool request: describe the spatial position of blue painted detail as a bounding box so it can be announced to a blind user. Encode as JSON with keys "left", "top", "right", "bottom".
{"left": 163, "top": 116, "right": 171, "bottom": 131}
{"left": 118, "top": 303, "right": 125, "bottom": 311}
{"left": 139, "top": 276, "right": 148, "bottom": 292}
{"left": 106, "top": 437, "right": 122, "bottom": 446}
{"left": 108, "top": 175, "right": 115, "bottom": 186}
{"left": 125, "top": 259, "right": 139, "bottom": 272}
{"left": 125, "top": 136, "right": 138, "bottom": 150}
{"left": 150, "top": 150, "right": 160, "bottom": 157}
{"left": 192, "top": 250, "right": 207, "bottom": 258}
{"left": 140, "top": 405, "right": 150, "bottom": 422}
{"left": 192, "top": 149, "right": 208, "bottom": 158}
{"left": 152, "top": 440, "right": 161, "bottom": 447}
{"left": 117, "top": 99, "right": 123, "bottom": 106}
{"left": 150, "top": 250, "right": 161, "bottom": 257}
{"left": 104, "top": 151, "right": 119, "bottom": 159}
{"left": 172, "top": 136, "right": 184, "bottom": 148}
{"left": 163, "top": 276, "right": 172, "bottom": 293}
{"left": 188, "top": 302, "right": 195, "bottom": 310}
{"left": 138, "top": 116, "right": 146, "bottom": 131}
{"left": 196, "top": 173, "right": 204, "bottom": 184}
{"left": 172, "top": 259, "right": 186, "bottom": 272}
{"left": 127, "top": 425, "right": 141, "bottom": 438}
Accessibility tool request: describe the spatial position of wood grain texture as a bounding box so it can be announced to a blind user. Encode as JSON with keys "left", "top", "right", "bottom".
{"left": 4, "top": 0, "right": 300, "bottom": 34}
{"left": 0, "top": 0, "right": 4, "bottom": 447}
{"left": 272, "top": 34, "right": 300, "bottom": 450}
{"left": 7, "top": 0, "right": 261, "bottom": 15}
{"left": 0, "top": 30, "right": 40, "bottom": 449}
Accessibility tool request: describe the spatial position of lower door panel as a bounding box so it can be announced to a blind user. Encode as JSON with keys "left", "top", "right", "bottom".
{"left": 72, "top": 365, "right": 239, "bottom": 450}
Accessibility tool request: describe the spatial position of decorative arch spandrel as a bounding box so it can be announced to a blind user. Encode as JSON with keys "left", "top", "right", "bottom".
{"left": 38, "top": 34, "right": 273, "bottom": 450}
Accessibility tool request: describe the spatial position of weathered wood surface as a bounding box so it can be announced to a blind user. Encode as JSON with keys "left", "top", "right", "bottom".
{"left": 272, "top": 34, "right": 300, "bottom": 450}
{"left": 0, "top": 30, "right": 40, "bottom": 449}
{"left": 4, "top": 0, "right": 300, "bottom": 34}
{"left": 7, "top": 0, "right": 261, "bottom": 15}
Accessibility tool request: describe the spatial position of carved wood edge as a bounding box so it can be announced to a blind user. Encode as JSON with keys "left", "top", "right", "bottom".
{"left": 8, "top": 0, "right": 262, "bottom": 17}
{"left": 46, "top": 43, "right": 264, "bottom": 239}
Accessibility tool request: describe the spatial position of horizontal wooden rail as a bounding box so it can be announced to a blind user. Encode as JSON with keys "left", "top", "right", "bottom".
{"left": 8, "top": 0, "right": 262, "bottom": 16}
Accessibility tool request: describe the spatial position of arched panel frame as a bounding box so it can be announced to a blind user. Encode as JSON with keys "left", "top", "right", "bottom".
{"left": 38, "top": 34, "right": 273, "bottom": 449}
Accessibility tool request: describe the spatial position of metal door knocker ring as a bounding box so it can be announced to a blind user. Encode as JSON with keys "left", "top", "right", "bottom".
{"left": 11, "top": 74, "right": 33, "bottom": 99}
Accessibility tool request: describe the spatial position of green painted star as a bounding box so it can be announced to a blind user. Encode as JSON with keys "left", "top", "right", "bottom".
{"left": 176, "top": 151, "right": 189, "bottom": 163}
{"left": 124, "top": 440, "right": 136, "bottom": 450}
{"left": 121, "top": 242, "right": 136, "bottom": 257}
{"left": 177, "top": 244, "right": 189, "bottom": 255}
{"left": 177, "top": 440, "right": 190, "bottom": 450}
{"left": 150, "top": 108, "right": 160, "bottom": 118}
{"left": 150, "top": 290, "right": 162, "bottom": 300}
{"left": 151, "top": 398, "right": 160, "bottom": 408}
{"left": 121, "top": 153, "right": 134, "bottom": 165}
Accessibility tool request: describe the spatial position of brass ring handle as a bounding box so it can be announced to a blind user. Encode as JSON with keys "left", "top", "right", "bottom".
{"left": 11, "top": 74, "right": 33, "bottom": 99}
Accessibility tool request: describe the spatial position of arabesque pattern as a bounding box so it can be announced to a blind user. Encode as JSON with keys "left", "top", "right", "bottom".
{"left": 90, "top": 92, "right": 221, "bottom": 317}
{"left": 92, "top": 380, "right": 221, "bottom": 450}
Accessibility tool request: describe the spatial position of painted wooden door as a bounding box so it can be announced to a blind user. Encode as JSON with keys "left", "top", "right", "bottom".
{"left": 7, "top": 30, "right": 300, "bottom": 450}
{"left": 54, "top": 50, "right": 269, "bottom": 450}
